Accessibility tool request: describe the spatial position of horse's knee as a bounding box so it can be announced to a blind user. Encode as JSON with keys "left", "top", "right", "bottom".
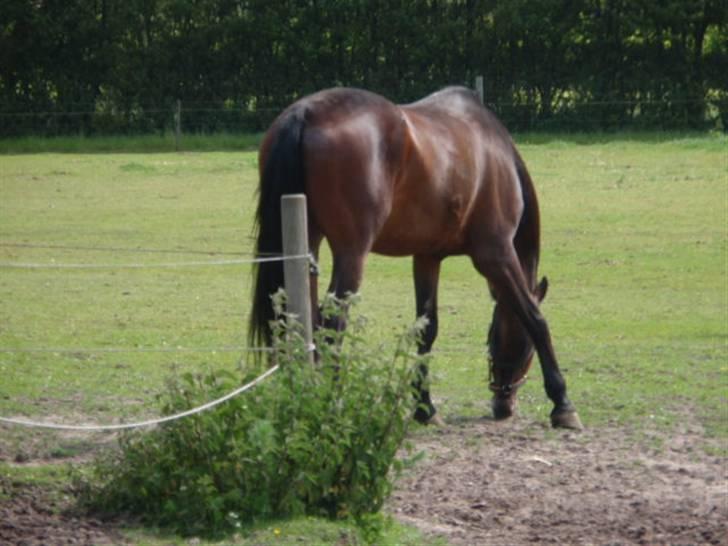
{"left": 527, "top": 313, "right": 550, "bottom": 347}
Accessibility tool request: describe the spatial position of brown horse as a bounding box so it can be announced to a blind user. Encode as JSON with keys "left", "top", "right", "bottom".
{"left": 249, "top": 86, "right": 582, "bottom": 430}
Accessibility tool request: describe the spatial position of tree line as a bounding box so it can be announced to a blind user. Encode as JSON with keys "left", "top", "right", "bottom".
{"left": 1, "top": 0, "right": 726, "bottom": 136}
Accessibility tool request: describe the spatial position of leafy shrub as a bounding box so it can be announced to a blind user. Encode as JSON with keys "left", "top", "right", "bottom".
{"left": 78, "top": 295, "right": 423, "bottom": 537}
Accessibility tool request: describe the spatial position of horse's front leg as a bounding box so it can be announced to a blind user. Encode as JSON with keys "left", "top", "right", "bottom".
{"left": 475, "top": 248, "right": 582, "bottom": 430}
{"left": 413, "top": 254, "right": 444, "bottom": 425}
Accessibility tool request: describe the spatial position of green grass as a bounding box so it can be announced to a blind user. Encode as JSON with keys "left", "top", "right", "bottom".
{"left": 0, "top": 132, "right": 263, "bottom": 154}
{"left": 119, "top": 516, "right": 447, "bottom": 546}
{"left": 1, "top": 132, "right": 726, "bottom": 543}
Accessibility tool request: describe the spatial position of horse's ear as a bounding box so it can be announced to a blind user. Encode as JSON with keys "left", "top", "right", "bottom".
{"left": 536, "top": 276, "right": 548, "bottom": 302}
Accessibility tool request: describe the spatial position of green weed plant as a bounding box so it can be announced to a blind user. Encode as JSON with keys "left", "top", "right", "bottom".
{"left": 78, "top": 295, "right": 423, "bottom": 538}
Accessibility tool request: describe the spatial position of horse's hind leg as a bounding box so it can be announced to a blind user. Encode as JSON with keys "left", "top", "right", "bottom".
{"left": 474, "top": 247, "right": 582, "bottom": 429}
{"left": 322, "top": 251, "right": 367, "bottom": 333}
{"left": 412, "top": 255, "right": 443, "bottom": 425}
{"left": 309, "top": 230, "right": 324, "bottom": 331}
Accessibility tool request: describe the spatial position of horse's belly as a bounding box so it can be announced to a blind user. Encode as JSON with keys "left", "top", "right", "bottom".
{"left": 371, "top": 204, "right": 467, "bottom": 256}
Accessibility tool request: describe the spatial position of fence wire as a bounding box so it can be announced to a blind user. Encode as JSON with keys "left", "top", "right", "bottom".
{"left": 0, "top": 365, "right": 279, "bottom": 431}
{"left": 0, "top": 253, "right": 312, "bottom": 269}
{"left": 0, "top": 346, "right": 271, "bottom": 354}
{"left": 0, "top": 242, "right": 249, "bottom": 256}
{"left": 0, "top": 249, "right": 316, "bottom": 431}
{"left": 1, "top": 97, "right": 724, "bottom": 137}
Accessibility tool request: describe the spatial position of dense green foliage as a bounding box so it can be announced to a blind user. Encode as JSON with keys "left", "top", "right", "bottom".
{"left": 78, "top": 296, "right": 422, "bottom": 537}
{"left": 1, "top": 0, "right": 726, "bottom": 135}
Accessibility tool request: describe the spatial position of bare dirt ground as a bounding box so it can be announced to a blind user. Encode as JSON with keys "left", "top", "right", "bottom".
{"left": 1, "top": 415, "right": 726, "bottom": 545}
{"left": 0, "top": 473, "right": 121, "bottom": 546}
{"left": 0, "top": 429, "right": 121, "bottom": 546}
{"left": 388, "top": 414, "right": 727, "bottom": 545}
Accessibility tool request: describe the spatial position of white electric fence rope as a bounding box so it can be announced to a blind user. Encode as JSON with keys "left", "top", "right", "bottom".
{"left": 0, "top": 345, "right": 484, "bottom": 355}
{"left": 0, "top": 364, "right": 279, "bottom": 431}
{"left": 0, "top": 346, "right": 273, "bottom": 354}
{"left": 0, "top": 253, "right": 312, "bottom": 269}
{"left": 0, "top": 243, "right": 317, "bottom": 431}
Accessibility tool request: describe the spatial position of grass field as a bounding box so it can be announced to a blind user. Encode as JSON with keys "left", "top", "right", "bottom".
{"left": 1, "top": 132, "right": 726, "bottom": 544}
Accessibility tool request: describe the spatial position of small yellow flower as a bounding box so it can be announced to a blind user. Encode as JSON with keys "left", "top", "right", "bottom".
{"left": 273, "top": 528, "right": 281, "bottom": 537}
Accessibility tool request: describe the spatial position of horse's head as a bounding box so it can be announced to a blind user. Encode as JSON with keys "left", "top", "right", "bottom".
{"left": 488, "top": 277, "right": 548, "bottom": 420}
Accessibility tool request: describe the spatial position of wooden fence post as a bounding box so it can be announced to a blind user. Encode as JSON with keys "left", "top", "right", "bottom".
{"left": 281, "top": 194, "right": 314, "bottom": 364}
{"left": 475, "top": 75, "right": 484, "bottom": 104}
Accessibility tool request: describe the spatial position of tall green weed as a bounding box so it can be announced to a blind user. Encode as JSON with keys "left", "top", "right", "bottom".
{"left": 78, "top": 296, "right": 422, "bottom": 537}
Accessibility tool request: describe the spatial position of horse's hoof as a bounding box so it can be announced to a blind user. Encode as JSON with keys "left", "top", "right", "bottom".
{"left": 551, "top": 409, "right": 583, "bottom": 430}
{"left": 414, "top": 406, "right": 433, "bottom": 424}
{"left": 427, "top": 413, "right": 446, "bottom": 427}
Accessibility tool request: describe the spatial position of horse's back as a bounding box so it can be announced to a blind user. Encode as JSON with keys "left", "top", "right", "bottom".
{"left": 260, "top": 86, "right": 525, "bottom": 259}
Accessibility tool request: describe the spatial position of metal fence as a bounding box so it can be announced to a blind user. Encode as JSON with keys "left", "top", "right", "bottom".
{"left": 1, "top": 97, "right": 725, "bottom": 138}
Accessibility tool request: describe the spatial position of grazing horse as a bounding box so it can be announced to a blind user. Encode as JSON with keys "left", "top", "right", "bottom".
{"left": 249, "top": 86, "right": 582, "bottom": 430}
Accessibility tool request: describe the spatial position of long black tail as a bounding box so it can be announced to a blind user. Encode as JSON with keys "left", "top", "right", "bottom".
{"left": 249, "top": 107, "right": 307, "bottom": 349}
{"left": 513, "top": 151, "right": 541, "bottom": 291}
